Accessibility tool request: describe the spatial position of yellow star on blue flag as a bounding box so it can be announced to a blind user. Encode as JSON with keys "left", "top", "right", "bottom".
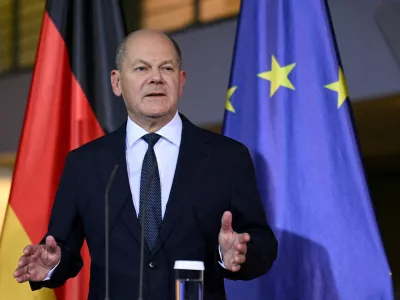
{"left": 225, "top": 86, "right": 237, "bottom": 112}
{"left": 325, "top": 68, "right": 349, "bottom": 108}
{"left": 258, "top": 55, "right": 296, "bottom": 97}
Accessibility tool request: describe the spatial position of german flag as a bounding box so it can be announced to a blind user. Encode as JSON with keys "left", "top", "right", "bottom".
{"left": 0, "top": 1, "right": 127, "bottom": 299}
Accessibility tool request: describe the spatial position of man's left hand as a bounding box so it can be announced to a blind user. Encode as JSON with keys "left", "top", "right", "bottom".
{"left": 218, "top": 211, "right": 250, "bottom": 272}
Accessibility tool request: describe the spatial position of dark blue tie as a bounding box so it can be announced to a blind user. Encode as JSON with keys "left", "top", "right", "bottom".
{"left": 138, "top": 133, "right": 162, "bottom": 251}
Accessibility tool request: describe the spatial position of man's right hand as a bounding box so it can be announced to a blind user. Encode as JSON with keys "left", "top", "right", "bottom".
{"left": 13, "top": 235, "right": 61, "bottom": 283}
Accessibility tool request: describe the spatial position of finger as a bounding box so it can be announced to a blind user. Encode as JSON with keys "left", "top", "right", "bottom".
{"left": 45, "top": 236, "right": 58, "bottom": 253}
{"left": 17, "top": 255, "right": 31, "bottom": 268}
{"left": 231, "top": 254, "right": 246, "bottom": 265}
{"left": 13, "top": 265, "right": 28, "bottom": 278}
{"left": 220, "top": 211, "right": 233, "bottom": 233}
{"left": 235, "top": 242, "right": 247, "bottom": 255}
{"left": 23, "top": 245, "right": 38, "bottom": 256}
{"left": 16, "top": 273, "right": 31, "bottom": 283}
{"left": 231, "top": 264, "right": 241, "bottom": 272}
{"left": 32, "top": 247, "right": 42, "bottom": 260}
{"left": 238, "top": 233, "right": 250, "bottom": 243}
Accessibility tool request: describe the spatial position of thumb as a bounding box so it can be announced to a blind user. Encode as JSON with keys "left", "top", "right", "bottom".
{"left": 221, "top": 211, "right": 233, "bottom": 233}
{"left": 45, "top": 235, "right": 58, "bottom": 253}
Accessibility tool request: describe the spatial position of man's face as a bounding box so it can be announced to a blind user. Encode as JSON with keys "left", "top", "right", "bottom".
{"left": 111, "top": 32, "right": 186, "bottom": 124}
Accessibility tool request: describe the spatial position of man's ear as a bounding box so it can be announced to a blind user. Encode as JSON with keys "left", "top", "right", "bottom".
{"left": 178, "top": 70, "right": 187, "bottom": 98}
{"left": 110, "top": 69, "right": 122, "bottom": 96}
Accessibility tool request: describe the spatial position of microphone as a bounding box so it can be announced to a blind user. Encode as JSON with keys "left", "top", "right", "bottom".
{"left": 138, "top": 162, "right": 159, "bottom": 300}
{"left": 105, "top": 164, "right": 119, "bottom": 300}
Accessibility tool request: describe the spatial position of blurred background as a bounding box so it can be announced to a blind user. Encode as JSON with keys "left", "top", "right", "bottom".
{"left": 0, "top": 0, "right": 399, "bottom": 296}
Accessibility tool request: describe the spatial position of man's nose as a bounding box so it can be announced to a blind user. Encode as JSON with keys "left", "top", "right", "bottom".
{"left": 149, "top": 68, "right": 163, "bottom": 83}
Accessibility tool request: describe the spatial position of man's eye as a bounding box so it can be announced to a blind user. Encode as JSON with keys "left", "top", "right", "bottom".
{"left": 134, "top": 66, "right": 147, "bottom": 71}
{"left": 163, "top": 66, "right": 173, "bottom": 71}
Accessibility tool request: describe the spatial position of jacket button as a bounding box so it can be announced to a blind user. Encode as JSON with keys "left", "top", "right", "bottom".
{"left": 149, "top": 261, "right": 156, "bottom": 268}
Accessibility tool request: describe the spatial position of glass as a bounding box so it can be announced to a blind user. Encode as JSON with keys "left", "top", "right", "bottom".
{"left": 174, "top": 260, "right": 204, "bottom": 300}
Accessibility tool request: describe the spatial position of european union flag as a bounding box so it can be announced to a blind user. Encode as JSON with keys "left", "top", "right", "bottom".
{"left": 223, "top": 1, "right": 394, "bottom": 299}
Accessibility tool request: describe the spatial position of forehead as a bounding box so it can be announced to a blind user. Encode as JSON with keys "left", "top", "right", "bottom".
{"left": 125, "top": 34, "right": 178, "bottom": 63}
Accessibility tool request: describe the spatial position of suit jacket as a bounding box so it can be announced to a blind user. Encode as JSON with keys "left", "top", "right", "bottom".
{"left": 31, "top": 114, "right": 277, "bottom": 300}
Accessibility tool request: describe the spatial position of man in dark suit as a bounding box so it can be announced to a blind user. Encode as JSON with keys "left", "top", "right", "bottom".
{"left": 13, "top": 29, "right": 277, "bottom": 300}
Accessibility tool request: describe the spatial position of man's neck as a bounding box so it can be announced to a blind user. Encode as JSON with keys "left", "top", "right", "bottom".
{"left": 128, "top": 112, "right": 176, "bottom": 133}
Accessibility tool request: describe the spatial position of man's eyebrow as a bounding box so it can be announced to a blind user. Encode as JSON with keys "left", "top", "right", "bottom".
{"left": 132, "top": 59, "right": 176, "bottom": 66}
{"left": 159, "top": 60, "right": 175, "bottom": 65}
{"left": 131, "top": 59, "right": 151, "bottom": 66}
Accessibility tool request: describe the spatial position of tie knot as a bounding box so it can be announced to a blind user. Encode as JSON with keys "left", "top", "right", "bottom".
{"left": 142, "top": 133, "right": 161, "bottom": 147}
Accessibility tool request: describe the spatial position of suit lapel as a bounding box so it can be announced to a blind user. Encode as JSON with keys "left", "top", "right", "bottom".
{"left": 151, "top": 115, "right": 213, "bottom": 257}
{"left": 107, "top": 123, "right": 145, "bottom": 250}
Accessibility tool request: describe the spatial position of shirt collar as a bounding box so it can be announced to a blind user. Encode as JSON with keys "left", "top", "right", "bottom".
{"left": 126, "top": 112, "right": 182, "bottom": 148}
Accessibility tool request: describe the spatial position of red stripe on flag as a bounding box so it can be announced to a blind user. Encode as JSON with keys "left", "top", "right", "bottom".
{"left": 9, "top": 11, "right": 104, "bottom": 300}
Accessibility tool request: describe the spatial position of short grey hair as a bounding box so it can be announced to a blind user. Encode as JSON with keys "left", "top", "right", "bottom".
{"left": 115, "top": 32, "right": 183, "bottom": 70}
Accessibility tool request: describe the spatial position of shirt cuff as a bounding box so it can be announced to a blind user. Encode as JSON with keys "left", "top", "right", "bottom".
{"left": 43, "top": 261, "right": 60, "bottom": 281}
{"left": 218, "top": 245, "right": 227, "bottom": 269}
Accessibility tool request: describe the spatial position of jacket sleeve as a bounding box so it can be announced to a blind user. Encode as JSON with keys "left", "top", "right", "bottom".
{"left": 215, "top": 144, "right": 278, "bottom": 280}
{"left": 30, "top": 151, "right": 85, "bottom": 290}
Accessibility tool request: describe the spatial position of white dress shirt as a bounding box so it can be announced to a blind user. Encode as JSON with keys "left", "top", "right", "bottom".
{"left": 125, "top": 112, "right": 181, "bottom": 218}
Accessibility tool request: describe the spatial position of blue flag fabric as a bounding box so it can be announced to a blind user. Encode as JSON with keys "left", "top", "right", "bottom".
{"left": 222, "top": 1, "right": 394, "bottom": 299}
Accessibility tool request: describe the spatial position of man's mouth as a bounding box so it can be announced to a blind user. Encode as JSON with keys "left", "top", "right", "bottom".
{"left": 146, "top": 92, "right": 166, "bottom": 97}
